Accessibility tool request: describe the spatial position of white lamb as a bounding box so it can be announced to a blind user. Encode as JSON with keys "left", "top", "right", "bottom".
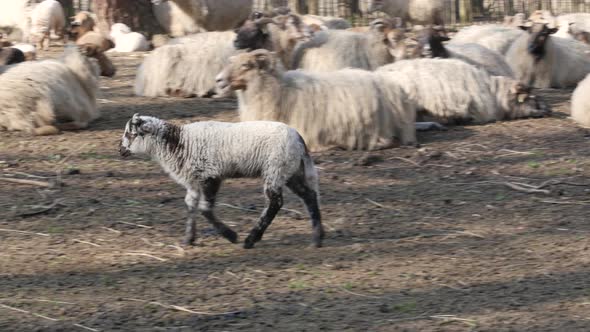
{"left": 109, "top": 23, "right": 150, "bottom": 52}
{"left": 119, "top": 114, "right": 324, "bottom": 249}
{"left": 216, "top": 49, "right": 417, "bottom": 151}
{"left": 571, "top": 73, "right": 590, "bottom": 127}
{"left": 377, "top": 58, "right": 551, "bottom": 124}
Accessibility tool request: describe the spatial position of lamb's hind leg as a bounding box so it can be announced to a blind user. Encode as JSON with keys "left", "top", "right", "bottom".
{"left": 183, "top": 188, "right": 200, "bottom": 246}
{"left": 286, "top": 173, "right": 324, "bottom": 248}
{"left": 244, "top": 186, "right": 283, "bottom": 249}
{"left": 198, "top": 178, "right": 238, "bottom": 244}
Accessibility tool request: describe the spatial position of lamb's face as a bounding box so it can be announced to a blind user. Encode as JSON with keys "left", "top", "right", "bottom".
{"left": 119, "top": 114, "right": 158, "bottom": 157}
{"left": 507, "top": 83, "right": 552, "bottom": 120}
{"left": 216, "top": 50, "right": 277, "bottom": 91}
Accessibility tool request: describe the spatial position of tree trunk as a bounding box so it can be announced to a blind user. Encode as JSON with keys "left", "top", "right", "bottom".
{"left": 308, "top": 0, "right": 319, "bottom": 15}
{"left": 93, "top": 0, "right": 164, "bottom": 38}
{"left": 459, "top": 0, "right": 472, "bottom": 23}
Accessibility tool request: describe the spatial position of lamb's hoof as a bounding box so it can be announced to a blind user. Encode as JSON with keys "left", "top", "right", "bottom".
{"left": 243, "top": 239, "right": 255, "bottom": 249}
{"left": 221, "top": 228, "right": 238, "bottom": 244}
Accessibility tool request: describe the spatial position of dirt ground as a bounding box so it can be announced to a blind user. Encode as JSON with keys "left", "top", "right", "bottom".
{"left": 1, "top": 48, "right": 590, "bottom": 332}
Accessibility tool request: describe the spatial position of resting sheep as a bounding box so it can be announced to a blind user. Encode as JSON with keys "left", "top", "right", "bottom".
{"left": 365, "top": 0, "right": 445, "bottom": 26}
{"left": 152, "top": 0, "right": 253, "bottom": 37}
{"left": 135, "top": 31, "right": 236, "bottom": 98}
{"left": 0, "top": 45, "right": 114, "bottom": 135}
{"left": 290, "top": 18, "right": 407, "bottom": 72}
{"left": 449, "top": 24, "right": 526, "bottom": 55}
{"left": 377, "top": 58, "right": 551, "bottom": 124}
{"left": 505, "top": 22, "right": 590, "bottom": 88}
{"left": 571, "top": 73, "right": 590, "bottom": 128}
{"left": 417, "top": 27, "right": 513, "bottom": 77}
{"left": 215, "top": 49, "right": 417, "bottom": 151}
{"left": 109, "top": 23, "right": 150, "bottom": 52}
{"left": 119, "top": 114, "right": 324, "bottom": 249}
{"left": 30, "top": 0, "right": 66, "bottom": 50}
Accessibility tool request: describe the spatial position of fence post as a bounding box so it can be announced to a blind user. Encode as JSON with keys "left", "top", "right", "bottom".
{"left": 308, "top": 0, "right": 319, "bottom": 15}
{"left": 288, "top": 0, "right": 302, "bottom": 13}
{"left": 458, "top": 0, "right": 473, "bottom": 23}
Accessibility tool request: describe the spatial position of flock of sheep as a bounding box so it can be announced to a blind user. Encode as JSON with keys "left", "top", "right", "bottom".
{"left": 1, "top": 0, "right": 590, "bottom": 247}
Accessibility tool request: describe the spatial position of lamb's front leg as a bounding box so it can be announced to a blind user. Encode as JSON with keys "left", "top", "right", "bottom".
{"left": 183, "top": 189, "right": 199, "bottom": 246}
{"left": 198, "top": 178, "right": 238, "bottom": 244}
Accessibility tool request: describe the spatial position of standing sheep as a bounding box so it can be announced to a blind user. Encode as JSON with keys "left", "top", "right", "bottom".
{"left": 290, "top": 18, "right": 407, "bottom": 72}
{"left": 135, "top": 31, "right": 237, "bottom": 98}
{"left": 366, "top": 0, "right": 445, "bottom": 26}
{"left": 571, "top": 73, "right": 590, "bottom": 127}
{"left": 119, "top": 114, "right": 324, "bottom": 249}
{"left": 215, "top": 49, "right": 417, "bottom": 151}
{"left": 377, "top": 59, "right": 551, "bottom": 124}
{"left": 30, "top": 0, "right": 66, "bottom": 50}
{"left": 152, "top": 0, "right": 253, "bottom": 37}
{"left": 109, "top": 23, "right": 150, "bottom": 52}
{"left": 505, "top": 22, "right": 590, "bottom": 89}
{"left": 0, "top": 45, "right": 114, "bottom": 135}
{"left": 449, "top": 25, "right": 526, "bottom": 55}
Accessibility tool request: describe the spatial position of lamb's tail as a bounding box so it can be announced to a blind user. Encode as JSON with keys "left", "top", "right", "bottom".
{"left": 298, "top": 134, "right": 320, "bottom": 198}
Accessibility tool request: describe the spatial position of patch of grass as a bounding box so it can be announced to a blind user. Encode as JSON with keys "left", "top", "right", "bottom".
{"left": 288, "top": 280, "right": 307, "bottom": 290}
{"left": 342, "top": 282, "right": 354, "bottom": 290}
{"left": 79, "top": 152, "right": 112, "bottom": 160}
{"left": 527, "top": 161, "right": 541, "bottom": 169}
{"left": 46, "top": 226, "right": 65, "bottom": 234}
{"left": 393, "top": 301, "right": 417, "bottom": 313}
{"left": 495, "top": 194, "right": 506, "bottom": 201}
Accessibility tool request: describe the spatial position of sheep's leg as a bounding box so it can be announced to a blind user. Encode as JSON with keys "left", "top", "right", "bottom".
{"left": 183, "top": 188, "right": 200, "bottom": 245}
{"left": 286, "top": 174, "right": 324, "bottom": 248}
{"left": 198, "top": 178, "right": 238, "bottom": 244}
{"left": 244, "top": 187, "right": 283, "bottom": 249}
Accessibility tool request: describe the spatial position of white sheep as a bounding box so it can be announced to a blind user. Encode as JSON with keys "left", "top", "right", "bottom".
{"left": 376, "top": 58, "right": 551, "bottom": 124}
{"left": 505, "top": 22, "right": 590, "bottom": 89}
{"left": 291, "top": 18, "right": 407, "bottom": 72}
{"left": 449, "top": 24, "right": 526, "bottom": 55}
{"left": 152, "top": 0, "right": 253, "bottom": 37}
{"left": 365, "top": 0, "right": 445, "bottom": 26}
{"left": 0, "top": 46, "right": 111, "bottom": 135}
{"left": 30, "top": 0, "right": 66, "bottom": 50}
{"left": 109, "top": 23, "right": 150, "bottom": 52}
{"left": 417, "top": 28, "right": 513, "bottom": 77}
{"left": 216, "top": 49, "right": 417, "bottom": 151}
{"left": 571, "top": 73, "right": 590, "bottom": 127}
{"left": 0, "top": 0, "right": 31, "bottom": 42}
{"left": 135, "top": 31, "right": 237, "bottom": 98}
{"left": 119, "top": 114, "right": 324, "bottom": 249}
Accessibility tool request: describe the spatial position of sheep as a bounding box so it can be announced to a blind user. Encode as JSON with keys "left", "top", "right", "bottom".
{"left": 365, "top": 0, "right": 445, "bottom": 26}
{"left": 135, "top": 31, "right": 236, "bottom": 98}
{"left": 75, "top": 31, "right": 115, "bottom": 52}
{"left": 152, "top": 0, "right": 253, "bottom": 37}
{"left": 30, "top": 0, "right": 66, "bottom": 50}
{"left": 416, "top": 27, "right": 513, "bottom": 77}
{"left": 505, "top": 22, "right": 590, "bottom": 89}
{"left": 376, "top": 58, "right": 551, "bottom": 125}
{"left": 0, "top": 0, "right": 30, "bottom": 42}
{"left": 109, "top": 23, "right": 150, "bottom": 52}
{"left": 557, "top": 13, "right": 590, "bottom": 32}
{"left": 290, "top": 18, "right": 407, "bottom": 72}
{"left": 215, "top": 49, "right": 417, "bottom": 151}
{"left": 571, "top": 73, "right": 590, "bottom": 127}
{"left": 0, "top": 45, "right": 114, "bottom": 135}
{"left": 0, "top": 47, "right": 25, "bottom": 66}
{"left": 449, "top": 24, "right": 526, "bottom": 55}
{"left": 119, "top": 114, "right": 324, "bottom": 249}
{"left": 233, "top": 15, "right": 312, "bottom": 69}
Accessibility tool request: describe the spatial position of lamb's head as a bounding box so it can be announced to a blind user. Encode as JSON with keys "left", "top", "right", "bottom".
{"left": 370, "top": 18, "right": 408, "bottom": 60}
{"left": 520, "top": 22, "right": 557, "bottom": 61}
{"left": 505, "top": 82, "right": 551, "bottom": 120}
{"left": 233, "top": 15, "right": 310, "bottom": 51}
{"left": 120, "top": 114, "right": 164, "bottom": 157}
{"left": 69, "top": 11, "right": 96, "bottom": 41}
{"left": 79, "top": 43, "right": 116, "bottom": 77}
{"left": 216, "top": 50, "right": 279, "bottom": 92}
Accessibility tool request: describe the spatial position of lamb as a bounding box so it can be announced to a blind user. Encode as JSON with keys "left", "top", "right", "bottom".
{"left": 119, "top": 114, "right": 324, "bottom": 249}
{"left": 365, "top": 0, "right": 445, "bottom": 26}
{"left": 290, "top": 18, "right": 407, "bottom": 72}
{"left": 570, "top": 73, "right": 590, "bottom": 127}
{"left": 30, "top": 0, "right": 66, "bottom": 50}
{"left": 109, "top": 23, "right": 150, "bottom": 52}
{"left": 0, "top": 47, "right": 25, "bottom": 66}
{"left": 376, "top": 58, "right": 551, "bottom": 124}
{"left": 233, "top": 15, "right": 312, "bottom": 69}
{"left": 135, "top": 31, "right": 236, "bottom": 98}
{"left": 416, "top": 27, "right": 513, "bottom": 77}
{"left": 215, "top": 49, "right": 417, "bottom": 151}
{"left": 449, "top": 24, "right": 526, "bottom": 55}
{"left": 505, "top": 22, "right": 590, "bottom": 89}
{"left": 0, "top": 45, "right": 114, "bottom": 135}
{"left": 152, "top": 0, "right": 253, "bottom": 37}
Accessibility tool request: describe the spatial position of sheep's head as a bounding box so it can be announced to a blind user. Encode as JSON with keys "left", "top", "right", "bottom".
{"left": 216, "top": 50, "right": 278, "bottom": 92}
{"left": 505, "top": 82, "right": 551, "bottom": 120}
{"left": 371, "top": 18, "right": 408, "bottom": 60}
{"left": 519, "top": 22, "right": 558, "bottom": 61}
{"left": 412, "top": 26, "right": 450, "bottom": 58}
{"left": 69, "top": 11, "right": 95, "bottom": 41}
{"left": 120, "top": 114, "right": 162, "bottom": 157}
{"left": 233, "top": 15, "right": 310, "bottom": 51}
{"left": 79, "top": 43, "right": 116, "bottom": 77}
